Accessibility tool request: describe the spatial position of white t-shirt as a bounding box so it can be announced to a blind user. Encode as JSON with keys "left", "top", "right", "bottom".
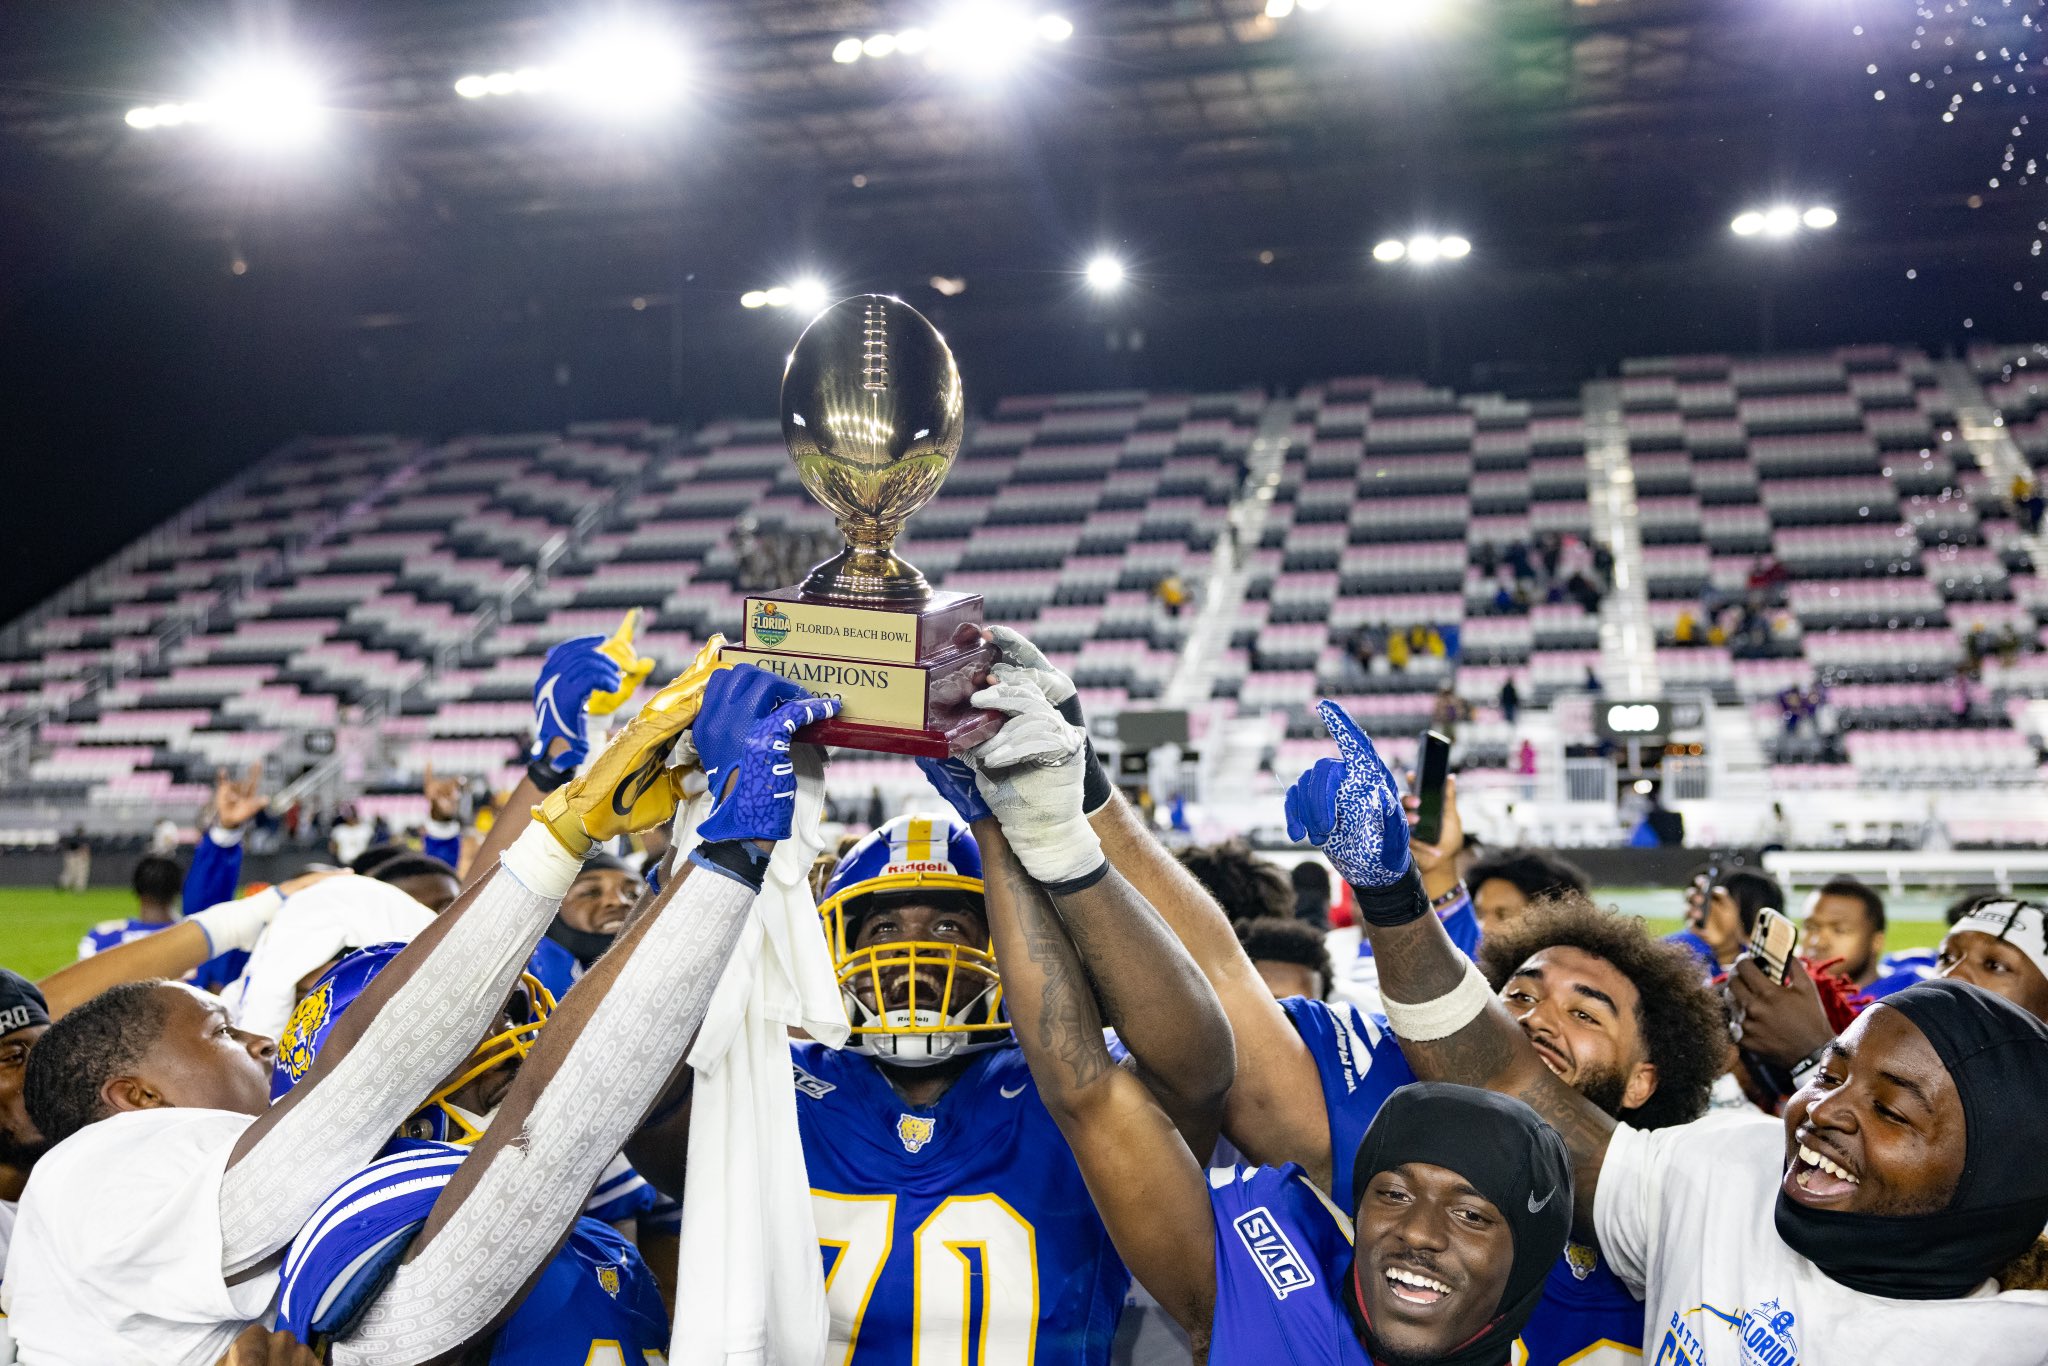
{"left": 0, "top": 1197, "right": 15, "bottom": 1365}
{"left": 1595, "top": 1111, "right": 2048, "bottom": 1365}
{"left": 1, "top": 1108, "right": 275, "bottom": 1365}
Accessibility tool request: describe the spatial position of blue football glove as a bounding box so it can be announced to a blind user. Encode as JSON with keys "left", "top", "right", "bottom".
{"left": 1283, "top": 700, "right": 1413, "bottom": 890}
{"left": 696, "top": 693, "right": 842, "bottom": 846}
{"left": 916, "top": 755, "right": 993, "bottom": 825}
{"left": 694, "top": 664, "right": 811, "bottom": 798}
{"left": 529, "top": 634, "right": 627, "bottom": 774}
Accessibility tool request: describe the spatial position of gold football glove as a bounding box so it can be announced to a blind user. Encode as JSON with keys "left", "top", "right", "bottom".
{"left": 585, "top": 608, "right": 658, "bottom": 716}
{"left": 538, "top": 635, "right": 726, "bottom": 854}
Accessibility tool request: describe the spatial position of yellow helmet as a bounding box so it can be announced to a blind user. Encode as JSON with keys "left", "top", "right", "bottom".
{"left": 816, "top": 814, "right": 1008, "bottom": 1066}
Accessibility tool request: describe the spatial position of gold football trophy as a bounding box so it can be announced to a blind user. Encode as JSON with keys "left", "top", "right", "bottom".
{"left": 722, "top": 294, "right": 999, "bottom": 756}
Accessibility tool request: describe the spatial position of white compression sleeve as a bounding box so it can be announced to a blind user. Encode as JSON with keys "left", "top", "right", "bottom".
{"left": 332, "top": 866, "right": 758, "bottom": 1363}
{"left": 217, "top": 838, "right": 571, "bottom": 1274}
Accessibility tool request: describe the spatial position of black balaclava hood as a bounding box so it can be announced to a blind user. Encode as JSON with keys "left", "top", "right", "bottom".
{"left": 1345, "top": 1082, "right": 1573, "bottom": 1366}
{"left": 544, "top": 853, "right": 634, "bottom": 968}
{"left": 1774, "top": 979, "right": 2048, "bottom": 1299}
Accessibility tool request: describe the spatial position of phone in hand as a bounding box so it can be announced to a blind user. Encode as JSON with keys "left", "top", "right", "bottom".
{"left": 1686, "top": 860, "right": 1722, "bottom": 932}
{"left": 1751, "top": 906, "right": 1801, "bottom": 987}
{"left": 1411, "top": 730, "right": 1453, "bottom": 846}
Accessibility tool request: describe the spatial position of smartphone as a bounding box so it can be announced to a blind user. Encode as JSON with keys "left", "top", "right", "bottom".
{"left": 1686, "top": 860, "right": 1722, "bottom": 932}
{"left": 1411, "top": 730, "right": 1453, "bottom": 845}
{"left": 1751, "top": 906, "right": 1801, "bottom": 987}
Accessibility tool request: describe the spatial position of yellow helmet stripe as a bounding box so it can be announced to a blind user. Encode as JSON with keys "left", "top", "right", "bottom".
{"left": 905, "top": 817, "right": 935, "bottom": 864}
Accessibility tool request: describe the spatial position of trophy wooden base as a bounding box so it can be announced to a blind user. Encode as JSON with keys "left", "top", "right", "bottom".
{"left": 723, "top": 587, "right": 1000, "bottom": 758}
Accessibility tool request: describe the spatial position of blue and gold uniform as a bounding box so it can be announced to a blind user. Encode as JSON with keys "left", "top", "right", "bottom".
{"left": 276, "top": 1138, "right": 669, "bottom": 1362}
{"left": 1280, "top": 994, "right": 1644, "bottom": 1365}
{"left": 794, "top": 1039, "right": 1129, "bottom": 1366}
{"left": 1206, "top": 1163, "right": 1369, "bottom": 1366}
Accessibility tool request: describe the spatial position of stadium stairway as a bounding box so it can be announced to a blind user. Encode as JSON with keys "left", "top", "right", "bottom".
{"left": 1583, "top": 381, "right": 1661, "bottom": 699}
{"left": 1165, "top": 398, "right": 1294, "bottom": 708}
{"left": 1940, "top": 359, "right": 2048, "bottom": 575}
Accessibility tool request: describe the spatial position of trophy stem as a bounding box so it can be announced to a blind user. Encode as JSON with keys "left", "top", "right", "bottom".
{"left": 800, "top": 541, "right": 933, "bottom": 607}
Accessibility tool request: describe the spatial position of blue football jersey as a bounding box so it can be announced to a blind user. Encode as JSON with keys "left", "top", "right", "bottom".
{"left": 76, "top": 919, "right": 245, "bottom": 993}
{"left": 1867, "top": 949, "right": 1936, "bottom": 999}
{"left": 277, "top": 1138, "right": 669, "bottom": 1362}
{"left": 792, "top": 1039, "right": 1129, "bottom": 1366}
{"left": 1280, "top": 996, "right": 1645, "bottom": 1366}
{"left": 1207, "top": 1163, "right": 1370, "bottom": 1366}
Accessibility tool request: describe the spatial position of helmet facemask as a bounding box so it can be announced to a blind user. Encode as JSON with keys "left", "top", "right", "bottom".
{"left": 823, "top": 885, "right": 1009, "bottom": 1068}
{"left": 406, "top": 970, "right": 557, "bottom": 1145}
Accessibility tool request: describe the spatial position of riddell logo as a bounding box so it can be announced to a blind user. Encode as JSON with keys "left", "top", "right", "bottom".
{"left": 753, "top": 604, "right": 791, "bottom": 647}
{"left": 884, "top": 861, "right": 953, "bottom": 875}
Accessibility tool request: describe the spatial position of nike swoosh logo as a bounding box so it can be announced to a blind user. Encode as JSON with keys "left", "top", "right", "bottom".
{"left": 611, "top": 757, "right": 665, "bottom": 817}
{"left": 999, "top": 1082, "right": 1027, "bottom": 1099}
{"left": 1527, "top": 1187, "right": 1556, "bottom": 1214}
{"left": 535, "top": 676, "right": 572, "bottom": 734}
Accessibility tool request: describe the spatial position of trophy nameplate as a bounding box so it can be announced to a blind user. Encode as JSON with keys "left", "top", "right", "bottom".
{"left": 724, "top": 294, "right": 999, "bottom": 757}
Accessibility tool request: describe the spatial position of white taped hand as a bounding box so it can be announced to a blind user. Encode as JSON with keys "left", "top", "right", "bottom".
{"left": 967, "top": 668, "right": 1104, "bottom": 886}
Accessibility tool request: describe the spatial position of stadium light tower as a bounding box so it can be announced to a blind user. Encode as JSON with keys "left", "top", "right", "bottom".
{"left": 1730, "top": 204, "right": 1838, "bottom": 239}
{"left": 1084, "top": 254, "right": 1127, "bottom": 293}
{"left": 125, "top": 55, "right": 327, "bottom": 148}
{"left": 453, "top": 16, "right": 688, "bottom": 116}
{"left": 1373, "top": 234, "right": 1471, "bottom": 267}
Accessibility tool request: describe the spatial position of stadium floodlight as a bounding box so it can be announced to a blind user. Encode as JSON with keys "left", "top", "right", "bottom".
{"left": 764, "top": 286, "right": 794, "bottom": 307}
{"left": 741, "top": 290, "right": 770, "bottom": 308}
{"left": 788, "top": 278, "right": 830, "bottom": 314}
{"left": 1731, "top": 204, "right": 1839, "bottom": 240}
{"left": 1266, "top": 0, "right": 1298, "bottom": 16}
{"left": 558, "top": 22, "right": 688, "bottom": 116}
{"left": 929, "top": 3, "right": 1039, "bottom": 72}
{"left": 454, "top": 74, "right": 491, "bottom": 98}
{"left": 1406, "top": 235, "right": 1442, "bottom": 263}
{"left": 1037, "top": 14, "right": 1075, "bottom": 41}
{"left": 832, "top": 37, "right": 865, "bottom": 63}
{"left": 1372, "top": 239, "right": 1407, "bottom": 262}
{"left": 863, "top": 33, "right": 898, "bottom": 58}
{"left": 1438, "top": 235, "right": 1471, "bottom": 259}
{"left": 127, "top": 57, "right": 327, "bottom": 146}
{"left": 1084, "top": 254, "right": 1126, "bottom": 292}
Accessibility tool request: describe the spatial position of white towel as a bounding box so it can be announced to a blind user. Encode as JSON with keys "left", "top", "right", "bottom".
{"left": 225, "top": 877, "right": 436, "bottom": 1039}
{"left": 670, "top": 742, "right": 848, "bottom": 1366}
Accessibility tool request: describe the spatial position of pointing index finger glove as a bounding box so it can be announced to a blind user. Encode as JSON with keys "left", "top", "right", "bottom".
{"left": 538, "top": 637, "right": 725, "bottom": 855}
{"left": 528, "top": 632, "right": 628, "bottom": 786}
{"left": 586, "top": 608, "right": 658, "bottom": 717}
{"left": 1284, "top": 699, "right": 1426, "bottom": 924}
{"left": 967, "top": 669, "right": 1105, "bottom": 889}
{"left": 986, "top": 626, "right": 1113, "bottom": 816}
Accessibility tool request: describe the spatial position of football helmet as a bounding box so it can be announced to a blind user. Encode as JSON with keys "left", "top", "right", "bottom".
{"left": 271, "top": 941, "right": 558, "bottom": 1145}
{"left": 816, "top": 814, "right": 1008, "bottom": 1066}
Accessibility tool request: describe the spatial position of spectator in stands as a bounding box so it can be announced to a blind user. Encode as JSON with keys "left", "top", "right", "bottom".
{"left": 1670, "top": 866, "right": 1783, "bottom": 975}
{"left": 1154, "top": 572, "right": 1188, "bottom": 617}
{"left": 56, "top": 826, "right": 90, "bottom": 893}
{"left": 1801, "top": 877, "right": 1920, "bottom": 998}
{"left": 1932, "top": 899, "right": 2048, "bottom": 1024}
{"left": 148, "top": 816, "right": 179, "bottom": 856}
{"left": 1632, "top": 788, "right": 1685, "bottom": 848}
{"left": 1499, "top": 675, "right": 1520, "bottom": 724}
{"left": 329, "top": 803, "right": 371, "bottom": 867}
{"left": 1289, "top": 858, "right": 1333, "bottom": 929}
{"left": 1176, "top": 839, "right": 1294, "bottom": 924}
{"left": 1516, "top": 738, "right": 1538, "bottom": 797}
{"left": 1430, "top": 683, "right": 1466, "bottom": 739}
{"left": 1464, "top": 847, "right": 1592, "bottom": 938}
{"left": 1387, "top": 629, "right": 1411, "bottom": 671}
{"left": 1235, "top": 916, "right": 1334, "bottom": 1001}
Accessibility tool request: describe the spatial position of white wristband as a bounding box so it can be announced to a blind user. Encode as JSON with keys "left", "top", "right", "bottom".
{"left": 208, "top": 824, "right": 246, "bottom": 848}
{"left": 188, "top": 887, "right": 284, "bottom": 957}
{"left": 500, "top": 823, "right": 586, "bottom": 901}
{"left": 424, "top": 817, "right": 462, "bottom": 841}
{"left": 1381, "top": 960, "right": 1494, "bottom": 1042}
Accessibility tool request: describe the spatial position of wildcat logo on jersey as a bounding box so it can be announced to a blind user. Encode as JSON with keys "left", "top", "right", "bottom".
{"left": 793, "top": 1063, "right": 837, "bottom": 1100}
{"left": 596, "top": 1264, "right": 622, "bottom": 1299}
{"left": 896, "top": 1113, "right": 936, "bottom": 1153}
{"left": 1563, "top": 1240, "right": 1599, "bottom": 1282}
{"left": 278, "top": 982, "right": 334, "bottom": 1084}
{"left": 1232, "top": 1206, "right": 1315, "bottom": 1300}
{"left": 1737, "top": 1300, "right": 1797, "bottom": 1366}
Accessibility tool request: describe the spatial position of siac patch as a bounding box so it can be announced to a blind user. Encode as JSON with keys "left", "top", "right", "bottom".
{"left": 792, "top": 1063, "right": 837, "bottom": 1100}
{"left": 278, "top": 982, "right": 334, "bottom": 1084}
{"left": 1233, "top": 1206, "right": 1316, "bottom": 1301}
{"left": 895, "top": 1113, "right": 936, "bottom": 1154}
{"left": 595, "top": 1264, "right": 622, "bottom": 1298}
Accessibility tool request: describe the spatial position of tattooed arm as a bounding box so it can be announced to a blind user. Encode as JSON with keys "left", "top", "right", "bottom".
{"left": 1363, "top": 907, "right": 1614, "bottom": 1238}
{"left": 977, "top": 823, "right": 1220, "bottom": 1348}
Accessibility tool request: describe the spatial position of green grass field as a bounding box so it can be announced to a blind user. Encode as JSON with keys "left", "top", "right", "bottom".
{"left": 0, "top": 886, "right": 1954, "bottom": 984}
{"left": 1, "top": 888, "right": 135, "bottom": 978}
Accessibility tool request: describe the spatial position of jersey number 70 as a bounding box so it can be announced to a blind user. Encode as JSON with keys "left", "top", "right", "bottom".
{"left": 814, "top": 1190, "right": 1040, "bottom": 1366}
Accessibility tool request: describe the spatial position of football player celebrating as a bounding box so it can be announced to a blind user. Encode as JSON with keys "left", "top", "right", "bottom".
{"left": 1, "top": 644, "right": 724, "bottom": 1364}
{"left": 628, "top": 801, "right": 1138, "bottom": 1366}
{"left": 955, "top": 634, "right": 1727, "bottom": 1366}
{"left": 267, "top": 680, "right": 839, "bottom": 1363}
{"left": 1287, "top": 702, "right": 2048, "bottom": 1366}
{"left": 952, "top": 676, "right": 1573, "bottom": 1364}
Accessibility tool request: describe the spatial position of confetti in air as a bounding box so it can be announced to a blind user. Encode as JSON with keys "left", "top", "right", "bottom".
{"left": 1853, "top": 0, "right": 2046, "bottom": 321}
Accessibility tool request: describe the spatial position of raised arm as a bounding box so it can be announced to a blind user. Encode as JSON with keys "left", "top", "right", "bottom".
{"left": 1287, "top": 701, "right": 1614, "bottom": 1237}
{"left": 975, "top": 821, "right": 1219, "bottom": 1346}
{"left": 970, "top": 627, "right": 1337, "bottom": 1180}
{"left": 334, "top": 688, "right": 836, "bottom": 1361}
